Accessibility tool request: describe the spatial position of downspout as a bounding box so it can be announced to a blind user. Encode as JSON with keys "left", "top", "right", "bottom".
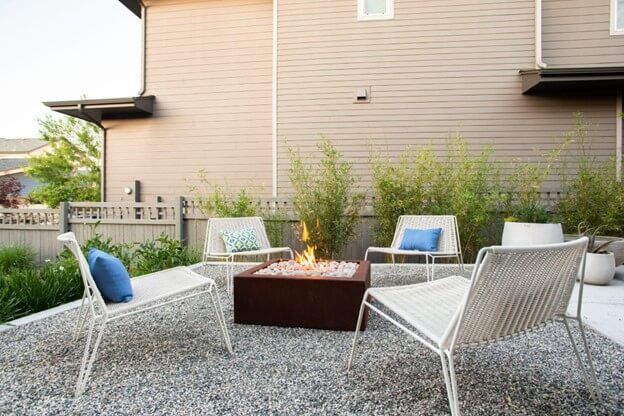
{"left": 535, "top": 0, "right": 547, "bottom": 68}
{"left": 271, "top": 0, "right": 278, "bottom": 198}
{"left": 137, "top": 1, "right": 147, "bottom": 96}
{"left": 617, "top": 89, "right": 622, "bottom": 182}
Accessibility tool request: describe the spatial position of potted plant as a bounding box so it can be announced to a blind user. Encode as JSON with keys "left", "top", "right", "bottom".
{"left": 501, "top": 144, "right": 568, "bottom": 246}
{"left": 579, "top": 225, "right": 620, "bottom": 286}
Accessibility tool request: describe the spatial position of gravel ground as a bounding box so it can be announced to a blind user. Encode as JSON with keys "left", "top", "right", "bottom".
{"left": 1, "top": 264, "right": 623, "bottom": 415}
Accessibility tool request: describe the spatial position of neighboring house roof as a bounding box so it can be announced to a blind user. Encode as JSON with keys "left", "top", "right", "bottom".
{"left": 0, "top": 138, "right": 46, "bottom": 153}
{"left": 0, "top": 158, "right": 28, "bottom": 175}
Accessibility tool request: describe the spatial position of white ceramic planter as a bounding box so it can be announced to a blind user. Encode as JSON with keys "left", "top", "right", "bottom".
{"left": 581, "top": 252, "right": 616, "bottom": 286}
{"left": 501, "top": 222, "right": 564, "bottom": 246}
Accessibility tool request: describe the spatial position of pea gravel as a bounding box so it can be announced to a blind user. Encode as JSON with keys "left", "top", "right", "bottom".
{"left": 1, "top": 264, "right": 623, "bottom": 415}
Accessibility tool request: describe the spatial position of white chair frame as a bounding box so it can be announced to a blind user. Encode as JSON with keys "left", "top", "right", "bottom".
{"left": 349, "top": 238, "right": 600, "bottom": 415}
{"left": 202, "top": 217, "right": 293, "bottom": 293}
{"left": 58, "top": 232, "right": 232, "bottom": 398}
{"left": 364, "top": 215, "right": 464, "bottom": 281}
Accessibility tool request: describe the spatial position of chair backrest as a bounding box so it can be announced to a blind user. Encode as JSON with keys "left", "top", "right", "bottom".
{"left": 442, "top": 237, "right": 588, "bottom": 349}
{"left": 57, "top": 232, "right": 106, "bottom": 310}
{"left": 390, "top": 215, "right": 461, "bottom": 254}
{"left": 204, "top": 217, "right": 272, "bottom": 255}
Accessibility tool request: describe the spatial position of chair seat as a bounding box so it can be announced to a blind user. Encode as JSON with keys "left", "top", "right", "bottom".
{"left": 105, "top": 266, "right": 213, "bottom": 316}
{"left": 369, "top": 275, "right": 469, "bottom": 345}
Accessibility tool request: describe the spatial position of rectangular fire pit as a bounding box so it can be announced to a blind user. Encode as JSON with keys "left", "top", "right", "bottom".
{"left": 234, "top": 260, "right": 370, "bottom": 331}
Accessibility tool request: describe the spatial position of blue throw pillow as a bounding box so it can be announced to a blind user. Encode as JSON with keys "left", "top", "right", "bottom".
{"left": 87, "top": 248, "right": 133, "bottom": 303}
{"left": 399, "top": 228, "right": 442, "bottom": 252}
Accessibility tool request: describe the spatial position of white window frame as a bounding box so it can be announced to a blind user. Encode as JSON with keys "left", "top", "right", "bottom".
{"left": 611, "top": 0, "right": 624, "bottom": 35}
{"left": 358, "top": 0, "right": 394, "bottom": 21}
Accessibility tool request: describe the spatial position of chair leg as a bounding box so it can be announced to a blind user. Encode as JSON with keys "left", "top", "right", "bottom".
{"left": 562, "top": 318, "right": 600, "bottom": 401}
{"left": 425, "top": 255, "right": 431, "bottom": 282}
{"left": 75, "top": 317, "right": 107, "bottom": 397}
{"left": 439, "top": 351, "right": 460, "bottom": 416}
{"left": 73, "top": 291, "right": 88, "bottom": 341}
{"left": 430, "top": 255, "right": 436, "bottom": 281}
{"left": 364, "top": 248, "right": 369, "bottom": 261}
{"left": 347, "top": 292, "right": 369, "bottom": 371}
{"left": 208, "top": 286, "right": 233, "bottom": 354}
{"left": 577, "top": 318, "right": 601, "bottom": 401}
{"left": 391, "top": 253, "right": 395, "bottom": 264}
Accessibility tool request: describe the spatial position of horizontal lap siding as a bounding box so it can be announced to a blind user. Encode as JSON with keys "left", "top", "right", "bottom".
{"left": 104, "top": 0, "right": 273, "bottom": 202}
{"left": 543, "top": 0, "right": 624, "bottom": 67}
{"left": 276, "top": 0, "right": 618, "bottom": 196}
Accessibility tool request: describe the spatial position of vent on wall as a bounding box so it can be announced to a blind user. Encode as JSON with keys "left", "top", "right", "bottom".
{"left": 354, "top": 87, "right": 371, "bottom": 103}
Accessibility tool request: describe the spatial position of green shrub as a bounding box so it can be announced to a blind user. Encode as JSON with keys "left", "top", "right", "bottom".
{"left": 190, "top": 169, "right": 258, "bottom": 217}
{"left": 133, "top": 233, "right": 201, "bottom": 276}
{"left": 2, "top": 257, "right": 81, "bottom": 321}
{"left": 371, "top": 147, "right": 443, "bottom": 246}
{"left": 556, "top": 116, "right": 624, "bottom": 236}
{"left": 371, "top": 134, "right": 503, "bottom": 262}
{"left": 504, "top": 134, "right": 570, "bottom": 224}
{"left": 0, "top": 245, "right": 36, "bottom": 273}
{"left": 289, "top": 136, "right": 365, "bottom": 259}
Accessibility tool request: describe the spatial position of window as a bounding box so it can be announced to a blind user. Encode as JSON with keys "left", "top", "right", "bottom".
{"left": 358, "top": 0, "right": 394, "bottom": 21}
{"left": 612, "top": 0, "right": 624, "bottom": 35}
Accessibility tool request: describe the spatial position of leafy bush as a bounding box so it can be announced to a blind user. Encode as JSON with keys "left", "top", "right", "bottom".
{"left": 504, "top": 133, "right": 570, "bottom": 223}
{"left": 133, "top": 233, "right": 201, "bottom": 276}
{"left": 289, "top": 137, "right": 365, "bottom": 259}
{"left": 371, "top": 134, "right": 503, "bottom": 262}
{"left": 371, "top": 147, "right": 443, "bottom": 246}
{"left": 0, "top": 245, "right": 36, "bottom": 273}
{"left": 189, "top": 170, "right": 258, "bottom": 217}
{"left": 556, "top": 116, "right": 624, "bottom": 236}
{"left": 0, "top": 176, "right": 24, "bottom": 208}
{"left": 81, "top": 232, "right": 134, "bottom": 271}
{"left": 0, "top": 256, "right": 81, "bottom": 323}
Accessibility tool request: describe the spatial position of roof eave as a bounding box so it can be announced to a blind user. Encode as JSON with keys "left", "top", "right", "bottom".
{"left": 43, "top": 96, "right": 155, "bottom": 125}
{"left": 520, "top": 67, "right": 624, "bottom": 94}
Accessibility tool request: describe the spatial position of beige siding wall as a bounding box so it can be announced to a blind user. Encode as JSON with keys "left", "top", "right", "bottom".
{"left": 543, "top": 0, "right": 624, "bottom": 67}
{"left": 104, "top": 0, "right": 273, "bottom": 202}
{"left": 276, "top": 0, "right": 618, "bottom": 195}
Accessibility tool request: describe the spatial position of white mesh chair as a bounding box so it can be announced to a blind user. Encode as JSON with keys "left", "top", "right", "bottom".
{"left": 364, "top": 215, "right": 463, "bottom": 281}
{"left": 349, "top": 238, "right": 600, "bottom": 415}
{"left": 58, "top": 232, "right": 232, "bottom": 398}
{"left": 203, "top": 217, "right": 293, "bottom": 293}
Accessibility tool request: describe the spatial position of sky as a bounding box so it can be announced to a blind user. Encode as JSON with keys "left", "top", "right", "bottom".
{"left": 0, "top": 0, "right": 140, "bottom": 138}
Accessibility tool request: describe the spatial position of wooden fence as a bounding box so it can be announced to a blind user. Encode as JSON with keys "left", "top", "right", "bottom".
{"left": 0, "top": 199, "right": 377, "bottom": 263}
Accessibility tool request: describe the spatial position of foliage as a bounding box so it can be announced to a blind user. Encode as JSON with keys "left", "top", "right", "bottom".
{"left": 371, "top": 134, "right": 503, "bottom": 262}
{"left": 504, "top": 137, "right": 570, "bottom": 224}
{"left": 26, "top": 116, "right": 102, "bottom": 207}
{"left": 0, "top": 253, "right": 81, "bottom": 323}
{"left": 133, "top": 234, "right": 200, "bottom": 276}
{"left": 289, "top": 136, "right": 365, "bottom": 259}
{"left": 555, "top": 115, "right": 624, "bottom": 237}
{"left": 79, "top": 230, "right": 134, "bottom": 271}
{"left": 262, "top": 210, "right": 288, "bottom": 248}
{"left": 189, "top": 170, "right": 258, "bottom": 217}
{"left": 371, "top": 147, "right": 443, "bottom": 246}
{"left": 577, "top": 223, "right": 623, "bottom": 254}
{"left": 0, "top": 245, "right": 35, "bottom": 273}
{"left": 0, "top": 176, "right": 24, "bottom": 208}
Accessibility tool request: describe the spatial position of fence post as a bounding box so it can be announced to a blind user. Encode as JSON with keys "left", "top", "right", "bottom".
{"left": 59, "top": 201, "right": 69, "bottom": 233}
{"left": 175, "top": 196, "right": 185, "bottom": 245}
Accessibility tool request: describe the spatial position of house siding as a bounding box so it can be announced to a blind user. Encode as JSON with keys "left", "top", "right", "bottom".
{"left": 104, "top": 0, "right": 621, "bottom": 202}
{"left": 542, "top": 0, "right": 624, "bottom": 67}
{"left": 275, "top": 0, "right": 618, "bottom": 195}
{"left": 104, "top": 0, "right": 273, "bottom": 202}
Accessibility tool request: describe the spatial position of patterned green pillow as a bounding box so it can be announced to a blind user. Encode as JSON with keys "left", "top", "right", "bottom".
{"left": 221, "top": 228, "right": 261, "bottom": 253}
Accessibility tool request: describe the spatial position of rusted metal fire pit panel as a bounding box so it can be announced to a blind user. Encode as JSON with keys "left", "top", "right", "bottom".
{"left": 234, "top": 260, "right": 370, "bottom": 331}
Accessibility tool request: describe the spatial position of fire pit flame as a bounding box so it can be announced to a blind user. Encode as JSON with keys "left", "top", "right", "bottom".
{"left": 295, "top": 220, "right": 318, "bottom": 268}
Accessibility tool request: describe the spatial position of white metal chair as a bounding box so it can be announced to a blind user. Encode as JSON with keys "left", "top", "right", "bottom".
{"left": 364, "top": 215, "right": 463, "bottom": 281}
{"left": 58, "top": 232, "right": 232, "bottom": 398}
{"left": 349, "top": 238, "right": 600, "bottom": 415}
{"left": 202, "top": 217, "right": 293, "bottom": 293}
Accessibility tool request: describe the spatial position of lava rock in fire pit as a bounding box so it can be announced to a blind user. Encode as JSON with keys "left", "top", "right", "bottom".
{"left": 254, "top": 260, "right": 358, "bottom": 278}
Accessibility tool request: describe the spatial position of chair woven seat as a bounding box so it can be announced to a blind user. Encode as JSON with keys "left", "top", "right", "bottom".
{"left": 369, "top": 276, "right": 469, "bottom": 344}
{"left": 105, "top": 266, "right": 211, "bottom": 316}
